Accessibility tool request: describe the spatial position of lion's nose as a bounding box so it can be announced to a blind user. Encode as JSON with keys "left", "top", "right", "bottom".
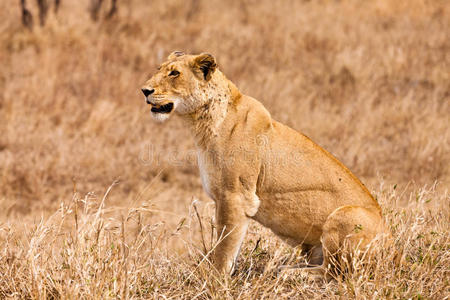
{"left": 141, "top": 88, "right": 155, "bottom": 97}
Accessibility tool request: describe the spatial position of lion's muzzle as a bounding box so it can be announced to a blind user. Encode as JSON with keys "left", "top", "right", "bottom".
{"left": 142, "top": 88, "right": 175, "bottom": 114}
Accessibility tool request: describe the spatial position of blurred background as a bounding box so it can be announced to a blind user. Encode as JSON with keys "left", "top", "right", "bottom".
{"left": 0, "top": 0, "right": 449, "bottom": 226}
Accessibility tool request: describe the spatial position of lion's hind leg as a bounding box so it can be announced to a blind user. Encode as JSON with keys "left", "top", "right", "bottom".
{"left": 280, "top": 206, "right": 386, "bottom": 281}
{"left": 320, "top": 205, "right": 386, "bottom": 277}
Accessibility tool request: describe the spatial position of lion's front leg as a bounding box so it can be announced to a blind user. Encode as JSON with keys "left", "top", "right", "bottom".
{"left": 213, "top": 193, "right": 249, "bottom": 274}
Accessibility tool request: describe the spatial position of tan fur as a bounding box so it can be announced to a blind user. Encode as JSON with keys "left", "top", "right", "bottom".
{"left": 142, "top": 52, "right": 389, "bottom": 276}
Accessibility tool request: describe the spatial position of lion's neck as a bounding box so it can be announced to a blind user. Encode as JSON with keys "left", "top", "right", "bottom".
{"left": 185, "top": 72, "right": 240, "bottom": 149}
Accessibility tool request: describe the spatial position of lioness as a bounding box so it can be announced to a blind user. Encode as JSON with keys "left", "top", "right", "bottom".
{"left": 141, "top": 52, "right": 388, "bottom": 277}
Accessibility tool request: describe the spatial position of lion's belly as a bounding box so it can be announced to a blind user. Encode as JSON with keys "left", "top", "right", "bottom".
{"left": 251, "top": 190, "right": 342, "bottom": 245}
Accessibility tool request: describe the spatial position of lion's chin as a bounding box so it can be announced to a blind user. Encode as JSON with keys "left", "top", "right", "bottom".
{"left": 151, "top": 111, "right": 172, "bottom": 123}
{"left": 149, "top": 101, "right": 175, "bottom": 123}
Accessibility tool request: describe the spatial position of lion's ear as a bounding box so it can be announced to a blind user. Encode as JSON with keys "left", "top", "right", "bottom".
{"left": 167, "top": 51, "right": 185, "bottom": 60}
{"left": 192, "top": 53, "right": 216, "bottom": 81}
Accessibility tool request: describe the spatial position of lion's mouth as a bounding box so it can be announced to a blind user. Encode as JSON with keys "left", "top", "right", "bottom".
{"left": 151, "top": 102, "right": 174, "bottom": 114}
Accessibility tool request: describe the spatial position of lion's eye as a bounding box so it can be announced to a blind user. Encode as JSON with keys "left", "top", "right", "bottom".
{"left": 168, "top": 70, "right": 180, "bottom": 77}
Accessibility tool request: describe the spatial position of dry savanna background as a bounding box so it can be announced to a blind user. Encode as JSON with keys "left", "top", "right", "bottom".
{"left": 0, "top": 0, "right": 449, "bottom": 298}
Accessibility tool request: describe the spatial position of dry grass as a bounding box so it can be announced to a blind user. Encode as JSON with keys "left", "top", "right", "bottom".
{"left": 0, "top": 0, "right": 449, "bottom": 298}
{"left": 0, "top": 183, "right": 448, "bottom": 298}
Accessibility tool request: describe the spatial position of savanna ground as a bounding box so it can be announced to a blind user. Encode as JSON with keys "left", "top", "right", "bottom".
{"left": 0, "top": 0, "right": 449, "bottom": 298}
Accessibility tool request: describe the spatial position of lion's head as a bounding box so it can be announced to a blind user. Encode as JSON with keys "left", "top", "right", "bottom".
{"left": 141, "top": 52, "right": 217, "bottom": 122}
